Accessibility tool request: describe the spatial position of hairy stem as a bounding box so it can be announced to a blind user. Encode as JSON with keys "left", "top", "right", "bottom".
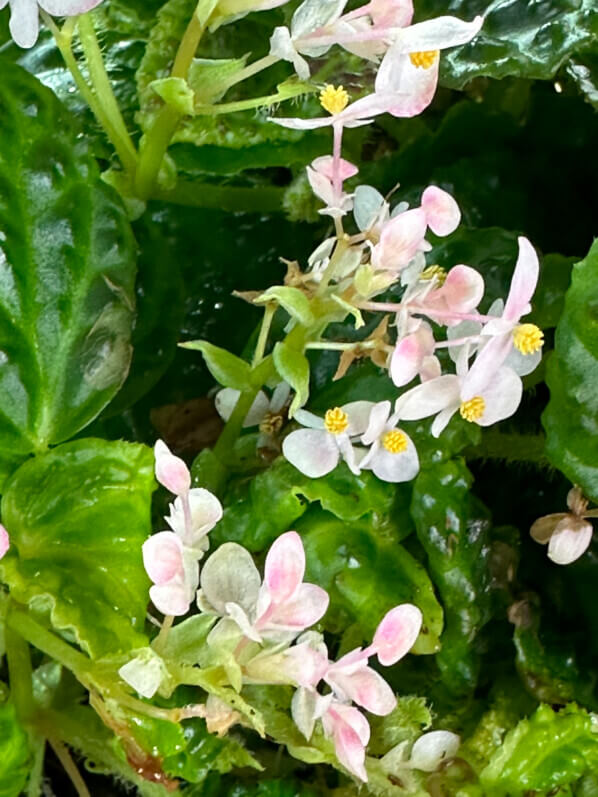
{"left": 253, "top": 304, "right": 276, "bottom": 367}
{"left": 135, "top": 0, "right": 206, "bottom": 198}
{"left": 5, "top": 621, "right": 34, "bottom": 722}
{"left": 76, "top": 12, "right": 137, "bottom": 173}
{"left": 466, "top": 429, "right": 548, "bottom": 465}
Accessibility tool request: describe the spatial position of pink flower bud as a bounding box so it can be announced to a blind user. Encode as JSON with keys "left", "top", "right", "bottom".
{"left": 0, "top": 525, "right": 9, "bottom": 559}
{"left": 154, "top": 439, "right": 191, "bottom": 495}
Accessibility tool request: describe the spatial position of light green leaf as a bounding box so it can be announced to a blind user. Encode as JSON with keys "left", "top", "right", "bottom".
{"left": 181, "top": 340, "right": 253, "bottom": 391}
{"left": 0, "top": 702, "right": 30, "bottom": 797}
{"left": 188, "top": 57, "right": 248, "bottom": 104}
{"left": 151, "top": 76, "right": 195, "bottom": 115}
{"left": 0, "top": 439, "right": 155, "bottom": 658}
{"left": 0, "top": 64, "right": 136, "bottom": 488}
{"left": 256, "top": 287, "right": 315, "bottom": 327}
{"left": 480, "top": 704, "right": 598, "bottom": 794}
{"left": 543, "top": 240, "right": 598, "bottom": 502}
{"left": 273, "top": 342, "right": 310, "bottom": 416}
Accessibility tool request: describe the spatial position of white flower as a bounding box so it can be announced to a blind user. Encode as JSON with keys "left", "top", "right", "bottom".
{"left": 359, "top": 400, "right": 419, "bottom": 483}
{"left": 215, "top": 383, "right": 290, "bottom": 449}
{"left": 282, "top": 401, "right": 373, "bottom": 478}
{"left": 531, "top": 486, "right": 598, "bottom": 565}
{"left": 1, "top": 0, "right": 104, "bottom": 48}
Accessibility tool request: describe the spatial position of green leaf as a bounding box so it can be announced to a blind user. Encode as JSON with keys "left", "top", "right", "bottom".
{"left": 0, "top": 439, "right": 154, "bottom": 657}
{"left": 368, "top": 696, "right": 432, "bottom": 756}
{"left": 188, "top": 57, "right": 248, "bottom": 104}
{"left": 272, "top": 342, "right": 310, "bottom": 416}
{"left": 480, "top": 704, "right": 598, "bottom": 795}
{"left": 543, "top": 241, "right": 598, "bottom": 502}
{"left": 0, "top": 702, "right": 30, "bottom": 797}
{"left": 213, "top": 458, "right": 398, "bottom": 552}
{"left": 417, "top": 0, "right": 598, "bottom": 89}
{"left": 0, "top": 64, "right": 136, "bottom": 485}
{"left": 256, "top": 287, "right": 314, "bottom": 327}
{"left": 181, "top": 340, "right": 253, "bottom": 391}
{"left": 300, "top": 509, "right": 444, "bottom": 655}
{"left": 411, "top": 458, "right": 492, "bottom": 693}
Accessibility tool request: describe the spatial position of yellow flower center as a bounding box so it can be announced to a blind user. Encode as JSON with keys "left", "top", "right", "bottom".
{"left": 324, "top": 407, "right": 349, "bottom": 434}
{"left": 420, "top": 265, "right": 447, "bottom": 286}
{"left": 320, "top": 84, "right": 349, "bottom": 115}
{"left": 382, "top": 429, "right": 408, "bottom": 454}
{"left": 259, "top": 411, "right": 284, "bottom": 436}
{"left": 409, "top": 50, "right": 439, "bottom": 69}
{"left": 513, "top": 323, "right": 544, "bottom": 355}
{"left": 460, "top": 396, "right": 485, "bottom": 423}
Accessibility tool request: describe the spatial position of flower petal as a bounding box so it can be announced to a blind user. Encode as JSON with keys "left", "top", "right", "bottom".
{"left": 283, "top": 428, "right": 340, "bottom": 478}
{"left": 409, "top": 730, "right": 460, "bottom": 772}
{"left": 323, "top": 704, "right": 369, "bottom": 781}
{"left": 548, "top": 517, "right": 593, "bottom": 565}
{"left": 312, "top": 155, "right": 358, "bottom": 181}
{"left": 530, "top": 513, "right": 567, "bottom": 544}
{"left": 264, "top": 582, "right": 330, "bottom": 634}
{"left": 461, "top": 334, "right": 513, "bottom": 399}
{"left": 0, "top": 524, "right": 9, "bottom": 559}
{"left": 367, "top": 434, "right": 420, "bottom": 483}
{"left": 39, "top": 0, "right": 104, "bottom": 13}
{"left": 373, "top": 603, "right": 423, "bottom": 665}
{"left": 215, "top": 388, "right": 269, "bottom": 426}
{"left": 503, "top": 236, "right": 540, "bottom": 323}
{"left": 149, "top": 580, "right": 193, "bottom": 616}
{"left": 9, "top": 0, "right": 40, "bottom": 48}
{"left": 142, "top": 532, "right": 184, "bottom": 586}
{"left": 440, "top": 265, "right": 484, "bottom": 314}
{"left": 374, "top": 208, "right": 428, "bottom": 271}
{"left": 264, "top": 531, "right": 306, "bottom": 603}
{"left": 476, "top": 366, "right": 522, "bottom": 426}
{"left": 327, "top": 666, "right": 396, "bottom": 715}
{"left": 421, "top": 186, "right": 460, "bottom": 236}
{"left": 369, "top": 0, "right": 413, "bottom": 28}
{"left": 391, "top": 324, "right": 435, "bottom": 387}
{"left": 200, "top": 542, "right": 261, "bottom": 615}
{"left": 399, "top": 14, "right": 483, "bottom": 52}
{"left": 119, "top": 650, "right": 165, "bottom": 699}
{"left": 166, "top": 488, "right": 223, "bottom": 544}
{"left": 154, "top": 439, "right": 191, "bottom": 495}
{"left": 395, "top": 374, "right": 461, "bottom": 421}
{"left": 362, "top": 400, "right": 391, "bottom": 445}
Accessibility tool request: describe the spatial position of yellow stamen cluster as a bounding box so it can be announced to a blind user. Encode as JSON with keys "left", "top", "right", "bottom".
{"left": 409, "top": 50, "right": 439, "bottom": 69}
{"left": 382, "top": 429, "right": 408, "bottom": 454}
{"left": 324, "top": 407, "right": 349, "bottom": 435}
{"left": 460, "top": 396, "right": 485, "bottom": 423}
{"left": 513, "top": 323, "right": 544, "bottom": 355}
{"left": 259, "top": 411, "right": 284, "bottom": 436}
{"left": 320, "top": 84, "right": 349, "bottom": 115}
{"left": 420, "top": 265, "right": 447, "bottom": 286}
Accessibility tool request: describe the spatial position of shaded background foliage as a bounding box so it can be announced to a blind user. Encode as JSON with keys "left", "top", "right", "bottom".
{"left": 0, "top": 0, "right": 597, "bottom": 794}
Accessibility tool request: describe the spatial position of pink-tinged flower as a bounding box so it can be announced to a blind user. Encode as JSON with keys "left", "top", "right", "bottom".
{"left": 390, "top": 321, "right": 439, "bottom": 387}
{"left": 0, "top": 0, "right": 104, "bottom": 48}
{"left": 324, "top": 604, "right": 422, "bottom": 713}
{"left": 143, "top": 531, "right": 199, "bottom": 616}
{"left": 322, "top": 700, "right": 371, "bottom": 781}
{"left": 165, "top": 487, "right": 223, "bottom": 552}
{"left": 531, "top": 486, "right": 598, "bottom": 565}
{"left": 307, "top": 155, "right": 358, "bottom": 218}
{"left": 244, "top": 631, "right": 329, "bottom": 687}
{"left": 0, "top": 524, "right": 9, "bottom": 559}
{"left": 418, "top": 264, "right": 485, "bottom": 326}
{"left": 396, "top": 349, "right": 523, "bottom": 437}
{"left": 421, "top": 186, "right": 461, "bottom": 236}
{"left": 282, "top": 401, "right": 373, "bottom": 478}
{"left": 154, "top": 439, "right": 191, "bottom": 496}
{"left": 371, "top": 208, "right": 429, "bottom": 272}
{"left": 216, "top": 383, "right": 291, "bottom": 450}
{"left": 359, "top": 400, "right": 419, "bottom": 483}
{"left": 198, "top": 532, "right": 329, "bottom": 643}
{"left": 463, "top": 237, "right": 543, "bottom": 387}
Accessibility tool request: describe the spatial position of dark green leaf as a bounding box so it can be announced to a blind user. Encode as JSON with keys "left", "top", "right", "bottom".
{"left": 418, "top": 0, "right": 598, "bottom": 89}
{"left": 411, "top": 458, "right": 492, "bottom": 693}
{"left": 0, "top": 438, "right": 154, "bottom": 657}
{"left": 543, "top": 241, "right": 598, "bottom": 502}
{"left": 300, "top": 509, "right": 444, "bottom": 655}
{"left": 0, "top": 64, "right": 136, "bottom": 486}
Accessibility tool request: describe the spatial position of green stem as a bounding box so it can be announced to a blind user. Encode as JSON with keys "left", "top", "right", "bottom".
{"left": 76, "top": 13, "right": 137, "bottom": 174}
{"left": 252, "top": 304, "right": 276, "bottom": 367}
{"left": 212, "top": 387, "right": 260, "bottom": 462}
{"left": 195, "top": 82, "right": 314, "bottom": 116}
{"left": 7, "top": 607, "right": 91, "bottom": 679}
{"left": 218, "top": 54, "right": 279, "bottom": 93}
{"left": 26, "top": 737, "right": 46, "bottom": 797}
{"left": 5, "top": 621, "right": 34, "bottom": 722}
{"left": 135, "top": 0, "right": 206, "bottom": 199}
{"left": 47, "top": 738, "right": 91, "bottom": 797}
{"left": 316, "top": 237, "right": 349, "bottom": 296}
{"left": 465, "top": 430, "right": 548, "bottom": 465}
{"left": 152, "top": 614, "right": 174, "bottom": 655}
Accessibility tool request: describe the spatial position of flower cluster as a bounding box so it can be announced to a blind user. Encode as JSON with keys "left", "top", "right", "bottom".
{"left": 1, "top": 0, "right": 103, "bottom": 48}
{"left": 142, "top": 440, "right": 223, "bottom": 616}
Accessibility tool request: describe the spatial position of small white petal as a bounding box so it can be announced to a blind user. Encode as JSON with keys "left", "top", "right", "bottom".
{"left": 548, "top": 517, "right": 593, "bottom": 565}
{"left": 408, "top": 731, "right": 460, "bottom": 772}
{"left": 283, "top": 428, "right": 340, "bottom": 478}
{"left": 200, "top": 543, "right": 261, "bottom": 615}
